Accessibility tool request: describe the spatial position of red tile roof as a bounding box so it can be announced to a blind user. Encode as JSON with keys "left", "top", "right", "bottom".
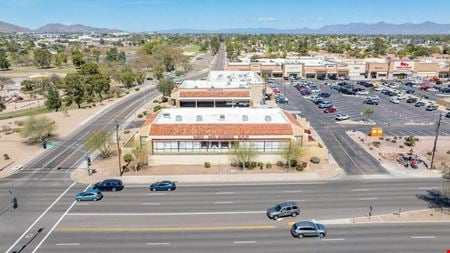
{"left": 149, "top": 124, "right": 293, "bottom": 136}
{"left": 179, "top": 91, "right": 250, "bottom": 98}
{"left": 283, "top": 111, "right": 302, "bottom": 127}
{"left": 142, "top": 112, "right": 160, "bottom": 127}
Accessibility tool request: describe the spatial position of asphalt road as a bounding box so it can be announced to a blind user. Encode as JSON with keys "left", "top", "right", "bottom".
{"left": 0, "top": 44, "right": 227, "bottom": 253}
{"left": 30, "top": 179, "right": 450, "bottom": 253}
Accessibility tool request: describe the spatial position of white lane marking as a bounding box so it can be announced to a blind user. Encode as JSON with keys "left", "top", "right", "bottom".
{"left": 215, "top": 192, "right": 234, "bottom": 195}
{"left": 358, "top": 197, "right": 378, "bottom": 200}
{"left": 55, "top": 243, "right": 80, "bottom": 246}
{"left": 67, "top": 211, "right": 266, "bottom": 216}
{"left": 233, "top": 241, "right": 256, "bottom": 244}
{"left": 322, "top": 238, "right": 346, "bottom": 241}
{"left": 145, "top": 242, "right": 171, "bottom": 246}
{"left": 411, "top": 236, "right": 436, "bottom": 239}
{"left": 141, "top": 203, "right": 161, "bottom": 206}
{"left": 31, "top": 184, "right": 91, "bottom": 253}
{"left": 283, "top": 190, "right": 303, "bottom": 193}
{"left": 5, "top": 182, "right": 77, "bottom": 253}
{"left": 418, "top": 187, "right": 437, "bottom": 190}
{"left": 286, "top": 199, "right": 307, "bottom": 202}
{"left": 214, "top": 201, "right": 234, "bottom": 204}
{"left": 351, "top": 189, "right": 370, "bottom": 192}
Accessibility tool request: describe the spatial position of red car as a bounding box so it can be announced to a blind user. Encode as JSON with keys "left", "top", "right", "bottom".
{"left": 324, "top": 107, "right": 336, "bottom": 113}
{"left": 272, "top": 88, "right": 280, "bottom": 94}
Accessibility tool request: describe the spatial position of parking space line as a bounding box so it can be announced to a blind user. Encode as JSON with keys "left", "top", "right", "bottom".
{"left": 215, "top": 192, "right": 235, "bottom": 195}
{"left": 214, "top": 201, "right": 234, "bottom": 204}
{"left": 351, "top": 189, "right": 370, "bottom": 192}
{"left": 358, "top": 197, "right": 378, "bottom": 200}
{"left": 322, "top": 238, "right": 346, "bottom": 241}
{"left": 145, "top": 242, "right": 170, "bottom": 246}
{"left": 283, "top": 190, "right": 303, "bottom": 193}
{"left": 55, "top": 243, "right": 80, "bottom": 246}
{"left": 141, "top": 203, "right": 161, "bottom": 205}
{"left": 411, "top": 236, "right": 436, "bottom": 239}
{"left": 233, "top": 241, "right": 256, "bottom": 244}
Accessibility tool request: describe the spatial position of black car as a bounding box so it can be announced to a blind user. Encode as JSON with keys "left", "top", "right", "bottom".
{"left": 446, "top": 112, "right": 450, "bottom": 118}
{"left": 405, "top": 89, "right": 415, "bottom": 94}
{"left": 93, "top": 179, "right": 124, "bottom": 192}
{"left": 415, "top": 101, "right": 426, "bottom": 107}
{"left": 440, "top": 87, "right": 450, "bottom": 93}
{"left": 150, "top": 181, "right": 176, "bottom": 191}
{"left": 318, "top": 92, "right": 331, "bottom": 98}
{"left": 406, "top": 98, "right": 418, "bottom": 103}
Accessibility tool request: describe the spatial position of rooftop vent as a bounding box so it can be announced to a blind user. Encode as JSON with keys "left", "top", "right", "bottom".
{"left": 162, "top": 113, "right": 170, "bottom": 119}
{"left": 265, "top": 115, "right": 272, "bottom": 122}
{"left": 196, "top": 115, "right": 203, "bottom": 122}
{"left": 242, "top": 115, "right": 248, "bottom": 122}
{"left": 175, "top": 115, "right": 182, "bottom": 122}
{"left": 219, "top": 114, "right": 225, "bottom": 121}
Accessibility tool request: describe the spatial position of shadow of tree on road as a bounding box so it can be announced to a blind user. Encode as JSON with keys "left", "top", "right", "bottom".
{"left": 416, "top": 188, "right": 450, "bottom": 212}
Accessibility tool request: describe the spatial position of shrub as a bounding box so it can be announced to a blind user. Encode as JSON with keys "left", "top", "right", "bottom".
{"left": 92, "top": 103, "right": 96, "bottom": 107}
{"left": 385, "top": 138, "right": 391, "bottom": 141}
{"left": 399, "top": 136, "right": 403, "bottom": 139}
{"left": 142, "top": 111, "right": 148, "bottom": 116}
{"left": 391, "top": 140, "right": 396, "bottom": 144}
{"left": 427, "top": 151, "right": 432, "bottom": 156}
{"left": 310, "top": 157, "right": 321, "bottom": 164}
{"left": 250, "top": 161, "right": 257, "bottom": 169}
{"left": 153, "top": 105, "right": 163, "bottom": 112}
{"left": 123, "top": 154, "right": 133, "bottom": 163}
{"left": 296, "top": 165, "right": 304, "bottom": 172}
{"left": 369, "top": 147, "right": 373, "bottom": 150}
{"left": 15, "top": 121, "right": 24, "bottom": 126}
{"left": 125, "top": 91, "right": 130, "bottom": 95}
{"left": 135, "top": 88, "right": 140, "bottom": 91}
{"left": 393, "top": 136, "right": 398, "bottom": 140}
{"left": 3, "top": 154, "right": 10, "bottom": 160}
{"left": 230, "top": 161, "right": 239, "bottom": 167}
{"left": 289, "top": 159, "right": 298, "bottom": 167}
{"left": 379, "top": 137, "right": 384, "bottom": 140}
{"left": 276, "top": 161, "right": 285, "bottom": 167}
{"left": 153, "top": 99, "right": 159, "bottom": 104}
{"left": 265, "top": 162, "right": 272, "bottom": 169}
{"left": 123, "top": 130, "right": 130, "bottom": 134}
{"left": 137, "top": 114, "right": 143, "bottom": 118}
{"left": 414, "top": 138, "right": 419, "bottom": 142}
{"left": 301, "top": 162, "right": 307, "bottom": 168}
{"left": 399, "top": 145, "right": 404, "bottom": 149}
{"left": 204, "top": 162, "right": 211, "bottom": 168}
{"left": 447, "top": 150, "right": 450, "bottom": 155}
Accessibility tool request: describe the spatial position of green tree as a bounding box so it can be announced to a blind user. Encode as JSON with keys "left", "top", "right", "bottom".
{"left": 0, "top": 49, "right": 10, "bottom": 70}
{"left": 21, "top": 116, "right": 55, "bottom": 144}
{"left": 85, "top": 130, "right": 113, "bottom": 158}
{"left": 372, "top": 37, "right": 388, "bottom": 56}
{"left": 33, "top": 48, "right": 52, "bottom": 68}
{"left": 63, "top": 73, "right": 85, "bottom": 108}
{"left": 363, "top": 107, "right": 375, "bottom": 121}
{"left": 118, "top": 68, "right": 136, "bottom": 89}
{"left": 131, "top": 143, "right": 147, "bottom": 171}
{"left": 280, "top": 140, "right": 303, "bottom": 170}
{"left": 123, "top": 153, "right": 134, "bottom": 169}
{"left": 72, "top": 50, "right": 85, "bottom": 68}
{"left": 0, "top": 100, "right": 5, "bottom": 112}
{"left": 230, "top": 144, "right": 257, "bottom": 170}
{"left": 154, "top": 65, "right": 164, "bottom": 81}
{"left": 21, "top": 79, "right": 34, "bottom": 91}
{"left": 156, "top": 79, "right": 175, "bottom": 98}
{"left": 162, "top": 54, "right": 175, "bottom": 72}
{"left": 44, "top": 85, "right": 62, "bottom": 111}
{"left": 92, "top": 49, "right": 101, "bottom": 63}
{"left": 404, "top": 136, "right": 416, "bottom": 147}
{"left": 55, "top": 52, "right": 67, "bottom": 68}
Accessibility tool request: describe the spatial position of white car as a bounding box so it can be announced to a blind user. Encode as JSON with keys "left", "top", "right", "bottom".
{"left": 335, "top": 114, "right": 350, "bottom": 121}
{"left": 356, "top": 90, "right": 369, "bottom": 95}
{"left": 428, "top": 88, "right": 439, "bottom": 92}
{"left": 367, "top": 95, "right": 379, "bottom": 100}
{"left": 389, "top": 97, "right": 400, "bottom": 104}
{"left": 375, "top": 86, "right": 384, "bottom": 91}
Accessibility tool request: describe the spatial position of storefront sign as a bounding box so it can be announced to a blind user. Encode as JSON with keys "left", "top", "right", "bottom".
{"left": 393, "top": 61, "right": 415, "bottom": 71}
{"left": 193, "top": 135, "right": 250, "bottom": 140}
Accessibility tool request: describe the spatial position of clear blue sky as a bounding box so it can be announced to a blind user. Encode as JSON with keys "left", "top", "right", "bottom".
{"left": 1, "top": 0, "right": 449, "bottom": 31}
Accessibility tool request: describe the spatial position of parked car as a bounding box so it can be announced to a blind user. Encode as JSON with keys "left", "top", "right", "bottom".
{"left": 414, "top": 101, "right": 426, "bottom": 107}
{"left": 276, "top": 97, "right": 289, "bottom": 104}
{"left": 336, "top": 114, "right": 350, "bottom": 121}
{"left": 75, "top": 189, "right": 103, "bottom": 201}
{"left": 318, "top": 92, "right": 331, "bottom": 98}
{"left": 406, "top": 97, "right": 418, "bottom": 103}
{"left": 446, "top": 112, "right": 450, "bottom": 118}
{"left": 356, "top": 90, "right": 369, "bottom": 95}
{"left": 324, "top": 107, "right": 336, "bottom": 113}
{"left": 93, "top": 179, "right": 124, "bottom": 192}
{"left": 318, "top": 101, "right": 333, "bottom": 108}
{"left": 149, "top": 181, "right": 176, "bottom": 191}
{"left": 266, "top": 201, "right": 300, "bottom": 220}
{"left": 312, "top": 98, "right": 324, "bottom": 105}
{"left": 363, "top": 99, "right": 379, "bottom": 105}
{"left": 389, "top": 97, "right": 400, "bottom": 104}
{"left": 367, "top": 95, "right": 379, "bottom": 100}
{"left": 291, "top": 221, "right": 327, "bottom": 239}
{"left": 425, "top": 105, "right": 438, "bottom": 111}
{"left": 405, "top": 88, "right": 415, "bottom": 94}
{"left": 440, "top": 87, "right": 450, "bottom": 93}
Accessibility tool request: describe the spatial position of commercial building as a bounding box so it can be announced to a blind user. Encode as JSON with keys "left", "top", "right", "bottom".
{"left": 138, "top": 108, "right": 325, "bottom": 165}
{"left": 170, "top": 71, "right": 266, "bottom": 108}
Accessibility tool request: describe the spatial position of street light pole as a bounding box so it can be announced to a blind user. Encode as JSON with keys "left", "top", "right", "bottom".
{"left": 430, "top": 113, "right": 442, "bottom": 170}
{"left": 115, "top": 123, "right": 123, "bottom": 176}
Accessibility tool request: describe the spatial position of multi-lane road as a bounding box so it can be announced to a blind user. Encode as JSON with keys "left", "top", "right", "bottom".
{"left": 27, "top": 179, "right": 450, "bottom": 253}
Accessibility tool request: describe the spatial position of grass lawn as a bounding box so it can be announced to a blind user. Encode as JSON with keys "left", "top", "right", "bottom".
{"left": 0, "top": 65, "right": 77, "bottom": 77}
{"left": 0, "top": 107, "right": 50, "bottom": 120}
{"left": 183, "top": 45, "right": 201, "bottom": 53}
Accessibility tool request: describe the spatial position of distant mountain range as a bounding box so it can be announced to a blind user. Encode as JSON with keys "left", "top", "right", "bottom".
{"left": 159, "top": 22, "right": 450, "bottom": 35}
{"left": 1, "top": 20, "right": 450, "bottom": 34}
{"left": 0, "top": 20, "right": 122, "bottom": 34}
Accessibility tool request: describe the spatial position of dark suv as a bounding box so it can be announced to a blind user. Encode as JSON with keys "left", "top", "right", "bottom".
{"left": 266, "top": 201, "right": 300, "bottom": 220}
{"left": 93, "top": 179, "right": 124, "bottom": 192}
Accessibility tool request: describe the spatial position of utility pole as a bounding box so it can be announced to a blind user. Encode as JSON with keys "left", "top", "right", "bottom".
{"left": 115, "top": 123, "right": 123, "bottom": 176}
{"left": 430, "top": 113, "right": 442, "bottom": 170}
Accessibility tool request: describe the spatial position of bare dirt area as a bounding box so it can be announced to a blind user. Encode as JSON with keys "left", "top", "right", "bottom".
{"left": 347, "top": 130, "right": 450, "bottom": 177}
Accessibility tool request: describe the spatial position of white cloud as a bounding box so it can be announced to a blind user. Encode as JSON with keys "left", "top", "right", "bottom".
{"left": 257, "top": 17, "right": 276, "bottom": 22}
{"left": 317, "top": 17, "right": 324, "bottom": 21}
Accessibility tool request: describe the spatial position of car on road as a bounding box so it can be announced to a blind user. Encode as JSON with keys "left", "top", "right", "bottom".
{"left": 389, "top": 97, "right": 400, "bottom": 104}
{"left": 406, "top": 97, "right": 418, "bottom": 103}
{"left": 324, "top": 107, "right": 336, "bottom": 113}
{"left": 425, "top": 105, "right": 438, "bottom": 111}
{"left": 266, "top": 201, "right": 300, "bottom": 220}
{"left": 150, "top": 181, "right": 176, "bottom": 191}
{"left": 276, "top": 97, "right": 289, "bottom": 104}
{"left": 414, "top": 101, "right": 426, "bottom": 107}
{"left": 318, "top": 101, "right": 333, "bottom": 108}
{"left": 363, "top": 99, "right": 379, "bottom": 105}
{"left": 93, "top": 179, "right": 124, "bottom": 192}
{"left": 75, "top": 189, "right": 103, "bottom": 201}
{"left": 291, "top": 221, "right": 327, "bottom": 239}
{"left": 335, "top": 114, "right": 350, "bottom": 121}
